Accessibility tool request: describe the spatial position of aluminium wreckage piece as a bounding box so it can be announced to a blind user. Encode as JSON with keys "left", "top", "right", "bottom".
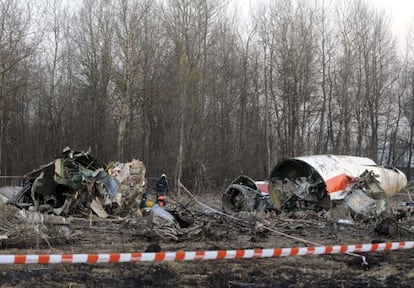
{"left": 222, "top": 175, "right": 274, "bottom": 212}
{"left": 9, "top": 147, "right": 118, "bottom": 216}
{"left": 268, "top": 155, "right": 407, "bottom": 221}
{"left": 222, "top": 155, "right": 407, "bottom": 224}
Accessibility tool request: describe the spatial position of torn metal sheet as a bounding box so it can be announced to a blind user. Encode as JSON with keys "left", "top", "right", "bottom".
{"left": 343, "top": 189, "right": 376, "bottom": 215}
{"left": 9, "top": 147, "right": 113, "bottom": 216}
{"left": 0, "top": 195, "right": 7, "bottom": 205}
{"left": 222, "top": 175, "right": 273, "bottom": 212}
{"left": 268, "top": 155, "right": 407, "bottom": 220}
{"left": 8, "top": 147, "right": 146, "bottom": 218}
{"left": 0, "top": 186, "right": 20, "bottom": 202}
{"left": 96, "top": 171, "right": 120, "bottom": 197}
{"left": 148, "top": 204, "right": 177, "bottom": 224}
{"left": 254, "top": 181, "right": 269, "bottom": 196}
{"left": 90, "top": 197, "right": 109, "bottom": 218}
{"left": 146, "top": 204, "right": 180, "bottom": 241}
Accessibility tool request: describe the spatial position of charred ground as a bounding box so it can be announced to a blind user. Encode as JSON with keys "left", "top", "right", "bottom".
{"left": 1, "top": 191, "right": 414, "bottom": 288}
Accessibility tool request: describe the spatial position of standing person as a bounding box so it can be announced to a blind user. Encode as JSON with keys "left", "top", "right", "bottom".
{"left": 155, "top": 173, "right": 169, "bottom": 207}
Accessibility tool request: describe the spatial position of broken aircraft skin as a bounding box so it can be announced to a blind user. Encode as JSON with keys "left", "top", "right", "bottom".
{"left": 223, "top": 155, "right": 408, "bottom": 226}
{"left": 268, "top": 155, "right": 407, "bottom": 222}
{"left": 222, "top": 175, "right": 274, "bottom": 213}
{"left": 9, "top": 147, "right": 120, "bottom": 216}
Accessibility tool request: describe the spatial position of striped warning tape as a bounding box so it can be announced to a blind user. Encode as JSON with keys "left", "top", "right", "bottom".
{"left": 0, "top": 241, "right": 412, "bottom": 264}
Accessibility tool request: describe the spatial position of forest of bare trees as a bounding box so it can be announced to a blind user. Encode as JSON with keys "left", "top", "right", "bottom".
{"left": 1, "top": 0, "right": 414, "bottom": 191}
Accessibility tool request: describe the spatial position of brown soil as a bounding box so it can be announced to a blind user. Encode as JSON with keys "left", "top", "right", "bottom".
{"left": 1, "top": 193, "right": 414, "bottom": 288}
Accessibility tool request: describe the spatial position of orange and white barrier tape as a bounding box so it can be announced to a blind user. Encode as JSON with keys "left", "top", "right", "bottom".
{"left": 0, "top": 241, "right": 413, "bottom": 264}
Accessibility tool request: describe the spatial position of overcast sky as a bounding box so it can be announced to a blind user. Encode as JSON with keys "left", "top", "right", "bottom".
{"left": 371, "top": 0, "right": 414, "bottom": 43}
{"left": 235, "top": 0, "right": 414, "bottom": 47}
{"left": 64, "top": 0, "right": 414, "bottom": 47}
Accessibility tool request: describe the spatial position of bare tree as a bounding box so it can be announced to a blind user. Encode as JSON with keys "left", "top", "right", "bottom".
{"left": 400, "top": 22, "right": 414, "bottom": 180}
{"left": 112, "top": 0, "right": 144, "bottom": 161}
{"left": 330, "top": 0, "right": 393, "bottom": 159}
{"left": 257, "top": 0, "right": 318, "bottom": 158}
{"left": 34, "top": 0, "right": 69, "bottom": 157}
{"left": 0, "top": 0, "right": 41, "bottom": 174}
{"left": 71, "top": 0, "right": 114, "bottom": 158}
{"left": 315, "top": 0, "right": 336, "bottom": 154}
{"left": 161, "top": 0, "right": 225, "bottom": 192}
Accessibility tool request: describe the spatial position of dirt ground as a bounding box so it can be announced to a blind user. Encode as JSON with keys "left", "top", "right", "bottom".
{"left": 1, "top": 192, "right": 414, "bottom": 288}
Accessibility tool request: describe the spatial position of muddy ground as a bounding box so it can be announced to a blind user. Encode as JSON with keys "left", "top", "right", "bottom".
{"left": 1, "top": 192, "right": 414, "bottom": 288}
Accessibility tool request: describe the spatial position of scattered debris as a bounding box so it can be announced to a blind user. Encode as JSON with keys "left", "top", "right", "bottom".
{"left": 0, "top": 205, "right": 70, "bottom": 247}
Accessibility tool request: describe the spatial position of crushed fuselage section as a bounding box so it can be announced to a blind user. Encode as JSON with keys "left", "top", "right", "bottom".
{"left": 268, "top": 155, "right": 407, "bottom": 222}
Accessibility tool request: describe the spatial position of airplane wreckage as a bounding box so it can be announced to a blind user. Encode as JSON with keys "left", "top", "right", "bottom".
{"left": 222, "top": 155, "right": 408, "bottom": 225}
{"left": 8, "top": 147, "right": 147, "bottom": 218}
{"left": 1, "top": 152, "right": 409, "bottom": 223}
{"left": 0, "top": 151, "right": 411, "bottom": 246}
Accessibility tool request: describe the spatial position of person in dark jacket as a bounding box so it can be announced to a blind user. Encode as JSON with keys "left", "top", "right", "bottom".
{"left": 155, "top": 173, "right": 169, "bottom": 206}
